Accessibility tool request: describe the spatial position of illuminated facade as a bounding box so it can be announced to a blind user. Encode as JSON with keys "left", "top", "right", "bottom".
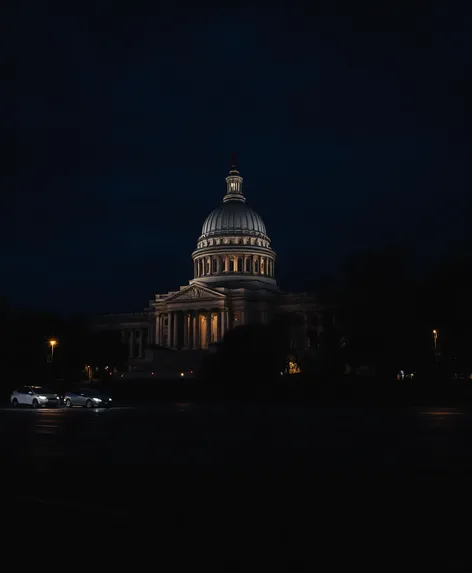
{"left": 93, "top": 161, "right": 321, "bottom": 363}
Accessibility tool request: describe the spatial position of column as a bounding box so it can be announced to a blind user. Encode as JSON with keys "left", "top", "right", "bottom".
{"left": 138, "top": 329, "right": 143, "bottom": 357}
{"left": 129, "top": 329, "right": 134, "bottom": 358}
{"left": 159, "top": 314, "right": 164, "bottom": 346}
{"left": 183, "top": 313, "right": 189, "bottom": 347}
{"left": 217, "top": 256, "right": 222, "bottom": 274}
{"left": 193, "top": 311, "right": 200, "bottom": 349}
{"left": 155, "top": 315, "right": 160, "bottom": 345}
{"left": 216, "top": 310, "right": 222, "bottom": 342}
{"left": 173, "top": 311, "right": 179, "bottom": 348}
{"left": 205, "top": 311, "right": 211, "bottom": 347}
{"left": 220, "top": 310, "right": 226, "bottom": 339}
{"left": 167, "top": 311, "right": 173, "bottom": 348}
{"left": 188, "top": 311, "right": 194, "bottom": 349}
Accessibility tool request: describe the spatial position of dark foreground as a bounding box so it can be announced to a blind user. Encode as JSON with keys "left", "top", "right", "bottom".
{"left": 2, "top": 402, "right": 471, "bottom": 568}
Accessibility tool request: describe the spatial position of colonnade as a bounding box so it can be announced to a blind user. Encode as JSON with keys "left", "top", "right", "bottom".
{"left": 122, "top": 327, "right": 149, "bottom": 358}
{"left": 155, "top": 309, "right": 230, "bottom": 349}
{"left": 194, "top": 254, "right": 274, "bottom": 279}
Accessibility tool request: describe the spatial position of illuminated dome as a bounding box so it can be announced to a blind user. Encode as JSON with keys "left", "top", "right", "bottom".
{"left": 200, "top": 202, "right": 268, "bottom": 241}
{"left": 191, "top": 159, "right": 277, "bottom": 289}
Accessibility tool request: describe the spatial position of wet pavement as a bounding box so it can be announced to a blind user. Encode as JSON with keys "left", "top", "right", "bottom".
{"left": 2, "top": 402, "right": 471, "bottom": 567}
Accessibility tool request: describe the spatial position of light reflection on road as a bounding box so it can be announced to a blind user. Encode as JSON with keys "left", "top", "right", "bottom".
{"left": 419, "top": 408, "right": 464, "bottom": 418}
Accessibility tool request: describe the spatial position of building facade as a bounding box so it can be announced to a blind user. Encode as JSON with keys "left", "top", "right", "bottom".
{"left": 93, "top": 161, "right": 321, "bottom": 365}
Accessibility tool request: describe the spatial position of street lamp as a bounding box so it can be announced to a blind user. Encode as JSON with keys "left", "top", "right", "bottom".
{"left": 49, "top": 339, "right": 58, "bottom": 361}
{"left": 432, "top": 330, "right": 438, "bottom": 350}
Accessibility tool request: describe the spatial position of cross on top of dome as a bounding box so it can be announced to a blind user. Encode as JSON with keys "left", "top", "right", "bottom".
{"left": 229, "top": 152, "right": 239, "bottom": 176}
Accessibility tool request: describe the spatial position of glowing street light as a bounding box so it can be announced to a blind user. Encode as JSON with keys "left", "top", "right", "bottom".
{"left": 49, "top": 339, "right": 58, "bottom": 361}
{"left": 432, "top": 330, "right": 438, "bottom": 350}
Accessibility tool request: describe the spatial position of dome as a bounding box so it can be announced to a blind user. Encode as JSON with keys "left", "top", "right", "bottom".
{"left": 191, "top": 160, "right": 277, "bottom": 289}
{"left": 200, "top": 201, "right": 268, "bottom": 240}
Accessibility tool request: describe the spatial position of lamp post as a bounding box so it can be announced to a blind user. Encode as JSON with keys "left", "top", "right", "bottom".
{"left": 49, "top": 339, "right": 57, "bottom": 362}
{"left": 432, "top": 330, "right": 438, "bottom": 351}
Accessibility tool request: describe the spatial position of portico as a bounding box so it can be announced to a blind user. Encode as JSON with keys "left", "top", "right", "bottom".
{"left": 153, "top": 283, "right": 230, "bottom": 349}
{"left": 155, "top": 306, "right": 230, "bottom": 349}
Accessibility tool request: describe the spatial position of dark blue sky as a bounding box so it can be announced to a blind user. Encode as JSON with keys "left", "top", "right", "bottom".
{"left": 2, "top": 1, "right": 467, "bottom": 314}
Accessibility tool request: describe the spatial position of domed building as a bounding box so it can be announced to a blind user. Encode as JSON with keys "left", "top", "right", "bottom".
{"left": 93, "top": 160, "right": 321, "bottom": 369}
{"left": 151, "top": 160, "right": 281, "bottom": 350}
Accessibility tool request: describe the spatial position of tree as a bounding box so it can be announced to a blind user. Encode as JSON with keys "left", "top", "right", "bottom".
{"left": 201, "top": 319, "right": 291, "bottom": 385}
{"left": 332, "top": 246, "right": 423, "bottom": 377}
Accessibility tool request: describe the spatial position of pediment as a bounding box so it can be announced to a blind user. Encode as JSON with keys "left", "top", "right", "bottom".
{"left": 166, "top": 284, "right": 225, "bottom": 302}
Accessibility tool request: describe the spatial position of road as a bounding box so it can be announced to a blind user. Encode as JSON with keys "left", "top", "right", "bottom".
{"left": 1, "top": 403, "right": 470, "bottom": 567}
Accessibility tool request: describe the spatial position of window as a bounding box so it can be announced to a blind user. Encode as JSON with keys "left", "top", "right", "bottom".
{"left": 229, "top": 258, "right": 234, "bottom": 272}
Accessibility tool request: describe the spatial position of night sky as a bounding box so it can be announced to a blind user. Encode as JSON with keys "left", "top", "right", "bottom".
{"left": 3, "top": 1, "right": 467, "bottom": 315}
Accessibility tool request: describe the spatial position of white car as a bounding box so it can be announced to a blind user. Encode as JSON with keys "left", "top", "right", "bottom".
{"left": 11, "top": 385, "right": 61, "bottom": 408}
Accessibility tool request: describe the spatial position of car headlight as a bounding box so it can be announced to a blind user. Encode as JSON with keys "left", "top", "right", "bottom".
{"left": 92, "top": 397, "right": 102, "bottom": 402}
{"left": 38, "top": 395, "right": 47, "bottom": 399}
